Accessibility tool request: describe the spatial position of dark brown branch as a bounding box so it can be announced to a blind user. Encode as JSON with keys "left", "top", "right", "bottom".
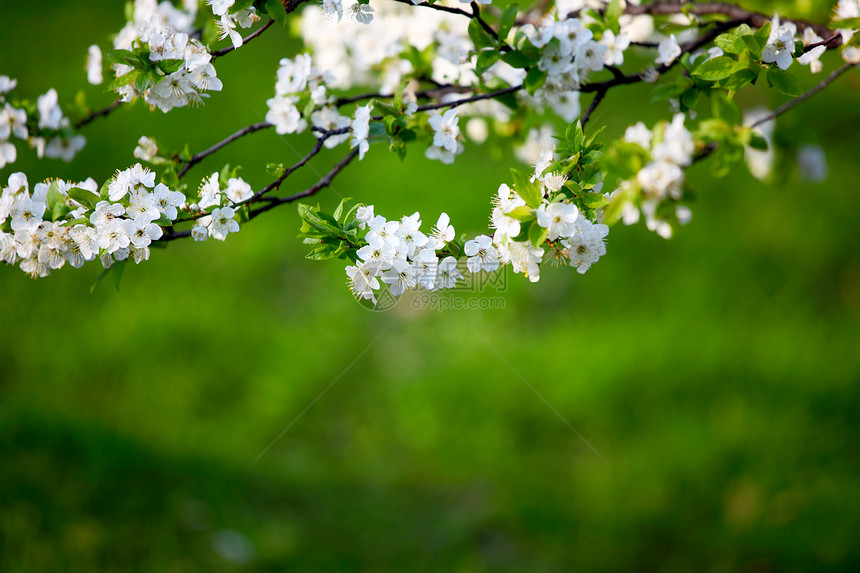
{"left": 415, "top": 84, "right": 521, "bottom": 113}
{"left": 178, "top": 121, "right": 273, "bottom": 179}
{"left": 621, "top": 3, "right": 840, "bottom": 50}
{"left": 582, "top": 19, "right": 743, "bottom": 93}
{"left": 211, "top": 18, "right": 276, "bottom": 58}
{"left": 749, "top": 62, "right": 854, "bottom": 128}
{"left": 75, "top": 17, "right": 279, "bottom": 130}
{"left": 804, "top": 34, "right": 841, "bottom": 53}
{"left": 248, "top": 147, "right": 360, "bottom": 220}
{"left": 390, "top": 0, "right": 473, "bottom": 20}
{"left": 581, "top": 89, "right": 607, "bottom": 128}
{"left": 74, "top": 99, "right": 122, "bottom": 129}
{"left": 168, "top": 127, "right": 351, "bottom": 227}
{"left": 470, "top": 1, "right": 502, "bottom": 44}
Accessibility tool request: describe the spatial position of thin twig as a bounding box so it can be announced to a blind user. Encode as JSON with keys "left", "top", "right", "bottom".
{"left": 178, "top": 121, "right": 273, "bottom": 179}
{"left": 620, "top": 3, "right": 839, "bottom": 49}
{"left": 168, "top": 127, "right": 351, "bottom": 227}
{"left": 749, "top": 63, "right": 854, "bottom": 128}
{"left": 74, "top": 99, "right": 122, "bottom": 129}
{"left": 248, "top": 147, "right": 360, "bottom": 220}
{"left": 581, "top": 89, "right": 607, "bottom": 128}
{"left": 415, "top": 84, "right": 522, "bottom": 112}
{"left": 211, "top": 18, "right": 276, "bottom": 58}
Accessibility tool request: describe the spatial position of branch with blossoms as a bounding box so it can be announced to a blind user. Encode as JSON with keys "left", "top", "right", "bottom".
{"left": 1, "top": 0, "right": 859, "bottom": 300}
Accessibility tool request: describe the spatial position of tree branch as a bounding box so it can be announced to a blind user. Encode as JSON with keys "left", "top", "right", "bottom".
{"left": 74, "top": 99, "right": 122, "bottom": 129}
{"left": 178, "top": 121, "right": 273, "bottom": 179}
{"left": 620, "top": 3, "right": 840, "bottom": 49}
{"left": 211, "top": 18, "right": 276, "bottom": 58}
{"left": 749, "top": 62, "right": 855, "bottom": 128}
{"left": 248, "top": 147, "right": 359, "bottom": 220}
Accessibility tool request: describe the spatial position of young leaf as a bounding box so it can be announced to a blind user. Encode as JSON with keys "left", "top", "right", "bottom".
{"left": 766, "top": 68, "right": 803, "bottom": 96}
{"left": 528, "top": 222, "right": 548, "bottom": 248}
{"left": 711, "top": 92, "right": 742, "bottom": 125}
{"left": 476, "top": 50, "right": 500, "bottom": 75}
{"left": 265, "top": 0, "right": 288, "bottom": 26}
{"left": 510, "top": 168, "right": 543, "bottom": 209}
{"left": 523, "top": 67, "right": 547, "bottom": 96}
{"left": 692, "top": 56, "right": 739, "bottom": 81}
{"left": 67, "top": 187, "right": 100, "bottom": 210}
{"left": 506, "top": 205, "right": 536, "bottom": 222}
{"left": 468, "top": 19, "right": 496, "bottom": 51}
{"left": 499, "top": 4, "right": 518, "bottom": 40}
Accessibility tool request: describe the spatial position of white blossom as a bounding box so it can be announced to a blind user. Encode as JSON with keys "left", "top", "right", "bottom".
{"left": 86, "top": 45, "right": 103, "bottom": 85}
{"left": 536, "top": 202, "right": 579, "bottom": 240}
{"left": 464, "top": 235, "right": 500, "bottom": 273}
{"left": 656, "top": 35, "right": 682, "bottom": 66}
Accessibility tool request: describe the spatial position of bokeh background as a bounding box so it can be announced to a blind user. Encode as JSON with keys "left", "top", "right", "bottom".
{"left": 1, "top": 1, "right": 859, "bottom": 570}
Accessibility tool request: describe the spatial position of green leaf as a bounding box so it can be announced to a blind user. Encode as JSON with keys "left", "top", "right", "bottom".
{"left": 714, "top": 33, "right": 746, "bottom": 55}
{"left": 156, "top": 59, "right": 184, "bottom": 74}
{"left": 134, "top": 72, "right": 150, "bottom": 94}
{"left": 741, "top": 34, "right": 762, "bottom": 60}
{"left": 297, "top": 203, "right": 343, "bottom": 237}
{"left": 565, "top": 120, "right": 584, "bottom": 151}
{"left": 333, "top": 197, "right": 353, "bottom": 223}
{"left": 528, "top": 222, "right": 548, "bottom": 248}
{"left": 67, "top": 187, "right": 100, "bottom": 210}
{"left": 106, "top": 69, "right": 141, "bottom": 92}
{"left": 834, "top": 16, "right": 860, "bottom": 28}
{"left": 734, "top": 24, "right": 753, "bottom": 37}
{"left": 476, "top": 49, "right": 500, "bottom": 75}
{"left": 719, "top": 67, "right": 759, "bottom": 91}
{"left": 711, "top": 92, "right": 742, "bottom": 125}
{"left": 523, "top": 67, "right": 547, "bottom": 96}
{"left": 305, "top": 243, "right": 339, "bottom": 261}
{"left": 61, "top": 217, "right": 90, "bottom": 227}
{"left": 510, "top": 169, "right": 543, "bottom": 209}
{"left": 512, "top": 219, "right": 532, "bottom": 243}
{"left": 748, "top": 132, "right": 768, "bottom": 151}
{"left": 766, "top": 68, "right": 803, "bottom": 96}
{"left": 651, "top": 76, "right": 693, "bottom": 102}
{"left": 754, "top": 23, "right": 771, "bottom": 50}
{"left": 265, "top": 0, "right": 288, "bottom": 26}
{"left": 605, "top": 0, "right": 622, "bottom": 29}
{"left": 506, "top": 205, "right": 535, "bottom": 222}
{"left": 105, "top": 49, "right": 137, "bottom": 66}
{"left": 501, "top": 50, "right": 535, "bottom": 68}
{"left": 692, "top": 56, "right": 739, "bottom": 81}
{"left": 45, "top": 181, "right": 64, "bottom": 213}
{"left": 499, "top": 4, "right": 518, "bottom": 40}
{"left": 468, "top": 19, "right": 496, "bottom": 51}
{"left": 580, "top": 192, "right": 608, "bottom": 209}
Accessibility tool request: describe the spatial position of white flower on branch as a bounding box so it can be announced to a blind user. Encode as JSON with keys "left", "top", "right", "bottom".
{"left": 351, "top": 105, "right": 371, "bottom": 160}
{"left": 656, "top": 35, "right": 681, "bottom": 66}
{"left": 86, "top": 45, "right": 103, "bottom": 85}
{"left": 762, "top": 16, "right": 797, "bottom": 71}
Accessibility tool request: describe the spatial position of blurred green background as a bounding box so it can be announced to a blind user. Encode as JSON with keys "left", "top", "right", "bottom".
{"left": 1, "top": 1, "right": 859, "bottom": 571}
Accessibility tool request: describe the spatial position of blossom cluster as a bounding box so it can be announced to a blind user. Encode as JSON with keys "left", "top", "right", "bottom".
{"left": 111, "top": 0, "right": 258, "bottom": 112}
{"left": 188, "top": 171, "right": 250, "bottom": 241}
{"left": 0, "top": 165, "right": 186, "bottom": 278}
{"left": 0, "top": 78, "right": 86, "bottom": 168}
{"left": 492, "top": 149, "right": 610, "bottom": 278}
{"left": 528, "top": 16, "right": 628, "bottom": 120}
{"left": 265, "top": 53, "right": 350, "bottom": 150}
{"left": 346, "top": 207, "right": 469, "bottom": 303}
{"left": 612, "top": 114, "right": 695, "bottom": 238}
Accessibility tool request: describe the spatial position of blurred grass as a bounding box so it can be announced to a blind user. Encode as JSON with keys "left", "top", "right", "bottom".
{"left": 1, "top": 1, "right": 860, "bottom": 571}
